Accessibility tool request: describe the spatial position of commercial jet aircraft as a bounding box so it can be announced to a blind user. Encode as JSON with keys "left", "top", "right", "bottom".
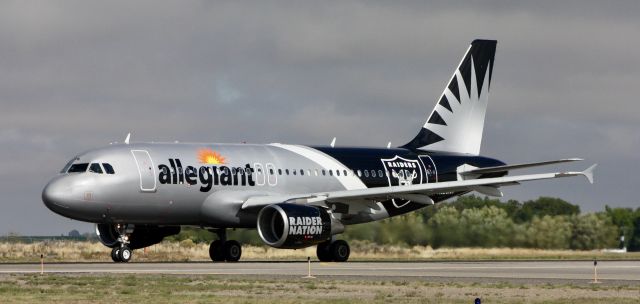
{"left": 43, "top": 40, "right": 596, "bottom": 263}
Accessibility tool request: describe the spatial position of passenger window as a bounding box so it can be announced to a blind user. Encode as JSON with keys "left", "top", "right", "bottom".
{"left": 293, "top": 170, "right": 297, "bottom": 175}
{"left": 300, "top": 169, "right": 304, "bottom": 176}
{"left": 278, "top": 169, "right": 282, "bottom": 175}
{"left": 269, "top": 169, "right": 274, "bottom": 175}
{"left": 89, "top": 163, "right": 103, "bottom": 174}
{"left": 378, "top": 170, "right": 383, "bottom": 177}
{"left": 102, "top": 163, "right": 115, "bottom": 174}
{"left": 343, "top": 170, "right": 348, "bottom": 176}
{"left": 68, "top": 163, "right": 89, "bottom": 173}
{"left": 364, "top": 170, "right": 369, "bottom": 177}
{"left": 322, "top": 170, "right": 326, "bottom": 176}
{"left": 314, "top": 169, "right": 318, "bottom": 176}
{"left": 371, "top": 170, "right": 376, "bottom": 177}
{"left": 307, "top": 170, "right": 311, "bottom": 176}
{"left": 329, "top": 170, "right": 333, "bottom": 176}
{"left": 357, "top": 170, "right": 362, "bottom": 177}
{"left": 286, "top": 169, "right": 290, "bottom": 175}
{"left": 336, "top": 170, "right": 340, "bottom": 176}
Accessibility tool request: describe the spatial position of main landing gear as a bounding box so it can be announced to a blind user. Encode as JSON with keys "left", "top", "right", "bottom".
{"left": 316, "top": 239, "right": 350, "bottom": 262}
{"left": 208, "top": 229, "right": 242, "bottom": 262}
{"left": 111, "top": 224, "right": 134, "bottom": 263}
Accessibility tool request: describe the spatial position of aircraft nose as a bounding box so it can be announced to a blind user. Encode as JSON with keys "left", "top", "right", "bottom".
{"left": 42, "top": 177, "right": 71, "bottom": 212}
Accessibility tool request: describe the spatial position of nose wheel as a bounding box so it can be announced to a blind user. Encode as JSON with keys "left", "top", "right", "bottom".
{"left": 111, "top": 245, "right": 133, "bottom": 263}
{"left": 110, "top": 224, "right": 134, "bottom": 263}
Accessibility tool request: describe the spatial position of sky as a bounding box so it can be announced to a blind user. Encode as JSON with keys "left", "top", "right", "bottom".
{"left": 1, "top": 1, "right": 639, "bottom": 235}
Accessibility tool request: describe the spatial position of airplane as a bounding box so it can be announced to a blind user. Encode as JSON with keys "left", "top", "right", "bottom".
{"left": 42, "top": 39, "right": 596, "bottom": 263}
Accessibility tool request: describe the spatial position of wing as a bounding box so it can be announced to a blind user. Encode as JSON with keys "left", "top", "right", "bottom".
{"left": 241, "top": 164, "right": 597, "bottom": 209}
{"left": 458, "top": 158, "right": 583, "bottom": 176}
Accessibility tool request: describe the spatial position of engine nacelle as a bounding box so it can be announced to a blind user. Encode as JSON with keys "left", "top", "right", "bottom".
{"left": 257, "top": 203, "right": 343, "bottom": 249}
{"left": 96, "top": 224, "right": 180, "bottom": 249}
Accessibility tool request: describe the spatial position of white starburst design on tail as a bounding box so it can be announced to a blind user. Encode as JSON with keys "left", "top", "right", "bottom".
{"left": 422, "top": 57, "right": 491, "bottom": 155}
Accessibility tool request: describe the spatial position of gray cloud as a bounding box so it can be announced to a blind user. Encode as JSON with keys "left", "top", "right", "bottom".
{"left": 1, "top": 1, "right": 638, "bottom": 234}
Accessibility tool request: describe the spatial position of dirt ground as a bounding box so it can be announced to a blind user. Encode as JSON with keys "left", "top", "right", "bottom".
{"left": 0, "top": 273, "right": 638, "bottom": 304}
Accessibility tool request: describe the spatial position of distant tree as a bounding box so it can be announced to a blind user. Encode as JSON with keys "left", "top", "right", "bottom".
{"left": 569, "top": 213, "right": 617, "bottom": 250}
{"left": 514, "top": 197, "right": 580, "bottom": 223}
{"left": 525, "top": 215, "right": 571, "bottom": 249}
{"left": 628, "top": 212, "right": 640, "bottom": 252}
{"left": 604, "top": 206, "right": 635, "bottom": 249}
{"left": 68, "top": 229, "right": 81, "bottom": 237}
{"left": 426, "top": 206, "right": 521, "bottom": 248}
{"left": 422, "top": 195, "right": 522, "bottom": 223}
{"left": 427, "top": 206, "right": 463, "bottom": 248}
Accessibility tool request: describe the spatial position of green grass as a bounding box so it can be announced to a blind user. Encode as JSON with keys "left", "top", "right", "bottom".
{"left": 0, "top": 274, "right": 639, "bottom": 303}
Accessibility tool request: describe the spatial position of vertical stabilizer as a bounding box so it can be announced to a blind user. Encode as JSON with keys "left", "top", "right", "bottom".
{"left": 401, "top": 39, "right": 497, "bottom": 155}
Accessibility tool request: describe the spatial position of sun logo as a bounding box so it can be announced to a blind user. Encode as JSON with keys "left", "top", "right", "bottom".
{"left": 197, "top": 148, "right": 226, "bottom": 165}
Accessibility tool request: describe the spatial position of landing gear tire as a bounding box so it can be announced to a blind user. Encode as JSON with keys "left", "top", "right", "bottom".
{"left": 111, "top": 247, "right": 122, "bottom": 263}
{"left": 209, "top": 240, "right": 225, "bottom": 262}
{"left": 118, "top": 246, "right": 132, "bottom": 263}
{"left": 223, "top": 240, "right": 242, "bottom": 262}
{"left": 316, "top": 241, "right": 333, "bottom": 262}
{"left": 330, "top": 240, "right": 350, "bottom": 262}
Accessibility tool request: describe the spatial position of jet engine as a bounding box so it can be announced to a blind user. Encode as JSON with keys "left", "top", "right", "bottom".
{"left": 95, "top": 224, "right": 181, "bottom": 249}
{"left": 257, "top": 203, "right": 343, "bottom": 249}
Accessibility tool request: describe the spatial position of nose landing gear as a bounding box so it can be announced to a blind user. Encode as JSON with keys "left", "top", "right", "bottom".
{"left": 208, "top": 229, "right": 242, "bottom": 262}
{"left": 110, "top": 224, "right": 134, "bottom": 263}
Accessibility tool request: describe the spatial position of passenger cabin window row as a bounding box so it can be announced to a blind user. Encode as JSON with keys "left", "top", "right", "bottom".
{"left": 66, "top": 163, "right": 115, "bottom": 174}
{"left": 266, "top": 168, "right": 397, "bottom": 179}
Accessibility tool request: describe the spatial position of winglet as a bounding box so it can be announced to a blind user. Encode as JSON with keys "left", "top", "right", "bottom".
{"left": 582, "top": 164, "right": 597, "bottom": 184}
{"left": 124, "top": 133, "right": 131, "bottom": 145}
{"left": 330, "top": 137, "right": 336, "bottom": 148}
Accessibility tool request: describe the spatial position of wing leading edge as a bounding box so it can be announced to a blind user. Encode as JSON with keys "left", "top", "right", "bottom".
{"left": 241, "top": 164, "right": 597, "bottom": 209}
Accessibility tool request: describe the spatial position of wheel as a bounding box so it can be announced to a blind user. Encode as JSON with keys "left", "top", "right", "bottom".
{"left": 111, "top": 247, "right": 121, "bottom": 263}
{"left": 209, "top": 240, "right": 225, "bottom": 262}
{"left": 316, "top": 241, "right": 333, "bottom": 262}
{"left": 330, "top": 240, "right": 350, "bottom": 262}
{"left": 118, "top": 246, "right": 132, "bottom": 263}
{"left": 223, "top": 240, "right": 242, "bottom": 262}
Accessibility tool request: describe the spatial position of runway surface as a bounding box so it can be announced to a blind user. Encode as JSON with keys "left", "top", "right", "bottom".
{"left": 1, "top": 261, "right": 639, "bottom": 283}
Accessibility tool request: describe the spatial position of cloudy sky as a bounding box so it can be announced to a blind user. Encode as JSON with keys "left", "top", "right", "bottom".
{"left": 1, "top": 1, "right": 638, "bottom": 235}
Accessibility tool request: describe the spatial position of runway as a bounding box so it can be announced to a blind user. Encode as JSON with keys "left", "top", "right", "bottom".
{"left": 1, "top": 260, "right": 639, "bottom": 283}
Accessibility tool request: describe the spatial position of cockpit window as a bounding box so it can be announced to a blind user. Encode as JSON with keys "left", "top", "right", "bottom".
{"left": 60, "top": 157, "right": 79, "bottom": 173}
{"left": 67, "top": 163, "right": 89, "bottom": 173}
{"left": 89, "top": 163, "right": 103, "bottom": 174}
{"left": 102, "top": 163, "right": 115, "bottom": 174}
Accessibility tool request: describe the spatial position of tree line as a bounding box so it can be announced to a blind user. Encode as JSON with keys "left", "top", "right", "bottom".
{"left": 169, "top": 196, "right": 640, "bottom": 251}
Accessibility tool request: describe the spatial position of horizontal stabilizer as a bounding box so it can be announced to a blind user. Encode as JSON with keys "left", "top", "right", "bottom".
{"left": 461, "top": 158, "right": 583, "bottom": 175}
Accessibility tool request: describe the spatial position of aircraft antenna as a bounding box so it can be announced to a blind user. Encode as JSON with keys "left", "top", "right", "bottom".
{"left": 330, "top": 137, "right": 336, "bottom": 148}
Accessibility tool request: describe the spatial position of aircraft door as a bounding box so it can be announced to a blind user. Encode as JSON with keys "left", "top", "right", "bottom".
{"left": 418, "top": 155, "right": 438, "bottom": 183}
{"left": 266, "top": 163, "right": 277, "bottom": 186}
{"left": 254, "top": 163, "right": 266, "bottom": 186}
{"left": 131, "top": 150, "right": 157, "bottom": 192}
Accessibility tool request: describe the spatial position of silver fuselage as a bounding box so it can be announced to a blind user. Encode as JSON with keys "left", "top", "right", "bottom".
{"left": 42, "top": 142, "right": 503, "bottom": 228}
